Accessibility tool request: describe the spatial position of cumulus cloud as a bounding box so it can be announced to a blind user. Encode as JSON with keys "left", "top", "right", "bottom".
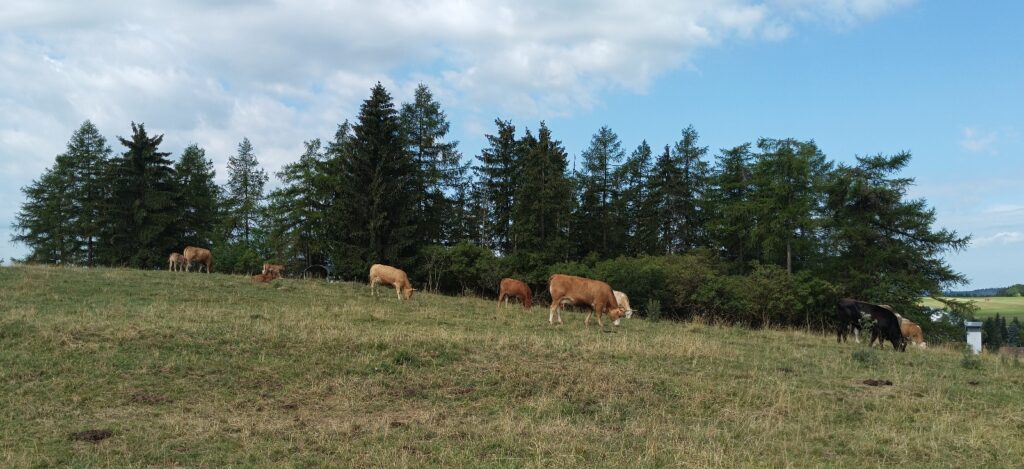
{"left": 0, "top": 0, "right": 913, "bottom": 259}
{"left": 974, "top": 232, "right": 1024, "bottom": 247}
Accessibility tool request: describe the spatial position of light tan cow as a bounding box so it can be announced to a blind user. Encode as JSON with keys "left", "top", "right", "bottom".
{"left": 893, "top": 313, "right": 927, "bottom": 348}
{"left": 262, "top": 263, "right": 285, "bottom": 277}
{"left": 612, "top": 290, "right": 634, "bottom": 326}
{"left": 183, "top": 246, "right": 213, "bottom": 273}
{"left": 497, "top": 278, "right": 532, "bottom": 311}
{"left": 251, "top": 272, "right": 278, "bottom": 284}
{"left": 548, "top": 274, "right": 625, "bottom": 331}
{"left": 168, "top": 252, "right": 185, "bottom": 272}
{"left": 369, "top": 264, "right": 416, "bottom": 300}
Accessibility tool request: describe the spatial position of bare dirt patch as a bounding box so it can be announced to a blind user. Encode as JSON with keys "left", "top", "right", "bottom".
{"left": 862, "top": 379, "right": 893, "bottom": 386}
{"left": 71, "top": 429, "right": 113, "bottom": 442}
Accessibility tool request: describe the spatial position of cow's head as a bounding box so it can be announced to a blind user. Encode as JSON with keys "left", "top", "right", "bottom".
{"left": 609, "top": 306, "right": 626, "bottom": 326}
{"left": 403, "top": 286, "right": 417, "bottom": 300}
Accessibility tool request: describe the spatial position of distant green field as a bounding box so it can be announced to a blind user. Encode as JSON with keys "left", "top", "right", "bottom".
{"left": 920, "top": 296, "right": 1024, "bottom": 318}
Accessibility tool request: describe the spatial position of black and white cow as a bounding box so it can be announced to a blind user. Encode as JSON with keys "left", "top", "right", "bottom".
{"left": 837, "top": 298, "right": 905, "bottom": 351}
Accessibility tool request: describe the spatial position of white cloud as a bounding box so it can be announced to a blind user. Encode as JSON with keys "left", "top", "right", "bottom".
{"left": 960, "top": 126, "right": 999, "bottom": 154}
{"left": 0, "top": 0, "right": 913, "bottom": 261}
{"left": 974, "top": 232, "right": 1024, "bottom": 247}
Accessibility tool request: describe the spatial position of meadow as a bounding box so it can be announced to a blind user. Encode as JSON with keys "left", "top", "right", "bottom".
{"left": 2, "top": 265, "right": 1023, "bottom": 467}
{"left": 920, "top": 296, "right": 1024, "bottom": 319}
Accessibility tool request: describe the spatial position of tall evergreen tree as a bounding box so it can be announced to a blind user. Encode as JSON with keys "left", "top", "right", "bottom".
{"left": 710, "top": 143, "right": 755, "bottom": 269}
{"left": 175, "top": 144, "right": 220, "bottom": 249}
{"left": 400, "top": 84, "right": 466, "bottom": 247}
{"left": 616, "top": 141, "right": 659, "bottom": 256}
{"left": 473, "top": 119, "right": 520, "bottom": 254}
{"left": 822, "top": 151, "right": 969, "bottom": 309}
{"left": 647, "top": 144, "right": 680, "bottom": 254}
{"left": 512, "top": 122, "right": 574, "bottom": 259}
{"left": 573, "top": 126, "right": 626, "bottom": 256}
{"left": 223, "top": 137, "right": 268, "bottom": 247}
{"left": 670, "top": 125, "right": 711, "bottom": 252}
{"left": 751, "top": 138, "right": 831, "bottom": 274}
{"left": 266, "top": 139, "right": 330, "bottom": 270}
{"left": 335, "top": 83, "right": 416, "bottom": 277}
{"left": 101, "top": 122, "right": 179, "bottom": 267}
{"left": 12, "top": 121, "right": 111, "bottom": 264}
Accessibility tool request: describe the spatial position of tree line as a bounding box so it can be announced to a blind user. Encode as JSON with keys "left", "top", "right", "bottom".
{"left": 12, "top": 82, "right": 972, "bottom": 334}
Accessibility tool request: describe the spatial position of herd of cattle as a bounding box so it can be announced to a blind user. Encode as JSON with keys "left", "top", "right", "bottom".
{"left": 166, "top": 248, "right": 927, "bottom": 346}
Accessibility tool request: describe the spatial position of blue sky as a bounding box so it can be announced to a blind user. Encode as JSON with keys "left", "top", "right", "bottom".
{"left": 1, "top": 1, "right": 1020, "bottom": 288}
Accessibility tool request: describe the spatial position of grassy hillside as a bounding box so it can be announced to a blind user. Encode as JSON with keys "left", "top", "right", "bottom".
{"left": 921, "top": 296, "right": 1024, "bottom": 319}
{"left": 2, "top": 266, "right": 1023, "bottom": 467}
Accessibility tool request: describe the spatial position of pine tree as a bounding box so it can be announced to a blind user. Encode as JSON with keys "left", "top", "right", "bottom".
{"left": 822, "top": 151, "right": 969, "bottom": 310}
{"left": 474, "top": 119, "right": 520, "bottom": 254}
{"left": 400, "top": 84, "right": 466, "bottom": 247}
{"left": 101, "top": 122, "right": 179, "bottom": 268}
{"left": 224, "top": 137, "right": 268, "bottom": 247}
{"left": 573, "top": 126, "right": 626, "bottom": 256}
{"left": 12, "top": 121, "right": 111, "bottom": 265}
{"left": 266, "top": 139, "right": 330, "bottom": 270}
{"left": 646, "top": 144, "right": 680, "bottom": 254}
{"left": 751, "top": 138, "right": 831, "bottom": 274}
{"left": 615, "top": 141, "right": 658, "bottom": 256}
{"left": 710, "top": 143, "right": 754, "bottom": 269}
{"left": 670, "top": 125, "right": 711, "bottom": 252}
{"left": 335, "top": 83, "right": 416, "bottom": 277}
{"left": 175, "top": 144, "right": 220, "bottom": 249}
{"left": 512, "top": 122, "right": 574, "bottom": 260}
{"left": 1008, "top": 318, "right": 1022, "bottom": 347}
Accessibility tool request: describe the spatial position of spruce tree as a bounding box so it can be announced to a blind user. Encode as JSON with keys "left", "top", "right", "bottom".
{"left": 400, "top": 84, "right": 466, "bottom": 247}
{"left": 512, "top": 122, "right": 574, "bottom": 260}
{"left": 224, "top": 137, "right": 268, "bottom": 247}
{"left": 647, "top": 144, "right": 680, "bottom": 254}
{"left": 101, "top": 122, "right": 179, "bottom": 268}
{"left": 266, "top": 139, "right": 330, "bottom": 269}
{"left": 473, "top": 119, "right": 520, "bottom": 254}
{"left": 710, "top": 143, "right": 754, "bottom": 269}
{"left": 175, "top": 144, "right": 220, "bottom": 249}
{"left": 616, "top": 141, "right": 659, "bottom": 256}
{"left": 573, "top": 126, "right": 626, "bottom": 256}
{"left": 335, "top": 83, "right": 416, "bottom": 277}
{"left": 671, "top": 125, "right": 711, "bottom": 252}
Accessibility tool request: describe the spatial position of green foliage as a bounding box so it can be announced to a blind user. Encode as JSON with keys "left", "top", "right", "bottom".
{"left": 473, "top": 119, "right": 520, "bottom": 254}
{"left": 572, "top": 126, "right": 626, "bottom": 257}
{"left": 851, "top": 349, "right": 879, "bottom": 367}
{"left": 511, "top": 123, "right": 574, "bottom": 260}
{"left": 999, "top": 284, "right": 1024, "bottom": 297}
{"left": 174, "top": 144, "right": 220, "bottom": 250}
{"left": 223, "top": 137, "right": 268, "bottom": 248}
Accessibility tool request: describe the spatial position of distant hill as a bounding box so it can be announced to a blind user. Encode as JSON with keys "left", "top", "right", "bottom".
{"left": 944, "top": 287, "right": 1003, "bottom": 297}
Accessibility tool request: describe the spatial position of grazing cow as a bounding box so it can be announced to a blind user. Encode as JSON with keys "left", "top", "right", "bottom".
{"left": 182, "top": 246, "right": 213, "bottom": 274}
{"left": 838, "top": 298, "right": 905, "bottom": 351}
{"left": 368, "top": 264, "right": 416, "bottom": 300}
{"left": 497, "top": 278, "right": 533, "bottom": 311}
{"left": 168, "top": 252, "right": 185, "bottom": 272}
{"left": 548, "top": 274, "right": 625, "bottom": 331}
{"left": 900, "top": 321, "right": 927, "bottom": 348}
{"left": 612, "top": 291, "right": 634, "bottom": 326}
{"left": 836, "top": 299, "right": 868, "bottom": 343}
{"left": 251, "top": 272, "right": 278, "bottom": 283}
{"left": 262, "top": 263, "right": 285, "bottom": 277}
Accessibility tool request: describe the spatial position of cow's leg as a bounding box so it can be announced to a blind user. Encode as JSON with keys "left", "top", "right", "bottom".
{"left": 496, "top": 293, "right": 504, "bottom": 311}
{"left": 395, "top": 284, "right": 403, "bottom": 300}
{"left": 369, "top": 278, "right": 378, "bottom": 297}
{"left": 549, "top": 298, "right": 562, "bottom": 325}
{"left": 853, "top": 327, "right": 860, "bottom": 344}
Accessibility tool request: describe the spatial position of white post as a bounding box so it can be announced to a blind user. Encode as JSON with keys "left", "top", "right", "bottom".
{"left": 966, "top": 321, "right": 983, "bottom": 354}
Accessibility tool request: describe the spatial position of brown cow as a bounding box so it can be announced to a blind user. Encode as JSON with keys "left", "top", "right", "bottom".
{"left": 168, "top": 252, "right": 185, "bottom": 272}
{"left": 548, "top": 274, "right": 625, "bottom": 331}
{"left": 894, "top": 313, "right": 927, "bottom": 348}
{"left": 262, "top": 263, "right": 285, "bottom": 277}
{"left": 251, "top": 272, "right": 278, "bottom": 283}
{"left": 497, "top": 278, "right": 533, "bottom": 310}
{"left": 183, "top": 246, "right": 213, "bottom": 273}
{"left": 369, "top": 264, "right": 416, "bottom": 300}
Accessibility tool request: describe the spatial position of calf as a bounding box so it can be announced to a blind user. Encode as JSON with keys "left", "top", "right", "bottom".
{"left": 168, "top": 252, "right": 185, "bottom": 272}
{"left": 898, "top": 318, "right": 927, "bottom": 349}
{"left": 497, "top": 278, "right": 533, "bottom": 310}
{"left": 838, "top": 299, "right": 905, "bottom": 351}
{"left": 251, "top": 272, "right": 278, "bottom": 283}
{"left": 183, "top": 246, "right": 213, "bottom": 273}
{"left": 368, "top": 264, "right": 416, "bottom": 300}
{"left": 548, "top": 274, "right": 624, "bottom": 331}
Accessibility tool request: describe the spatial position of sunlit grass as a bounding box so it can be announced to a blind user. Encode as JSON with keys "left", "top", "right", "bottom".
{"left": 2, "top": 265, "right": 1023, "bottom": 467}
{"left": 921, "top": 296, "right": 1024, "bottom": 318}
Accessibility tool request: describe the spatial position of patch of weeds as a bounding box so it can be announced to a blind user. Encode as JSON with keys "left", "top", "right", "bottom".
{"left": 961, "top": 353, "right": 983, "bottom": 370}
{"left": 392, "top": 349, "right": 423, "bottom": 367}
{"left": 851, "top": 348, "right": 879, "bottom": 367}
{"left": 652, "top": 379, "right": 679, "bottom": 398}
{"left": 0, "top": 319, "right": 35, "bottom": 340}
{"left": 646, "top": 299, "right": 662, "bottom": 322}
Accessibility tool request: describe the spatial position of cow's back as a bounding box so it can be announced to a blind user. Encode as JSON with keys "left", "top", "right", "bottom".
{"left": 370, "top": 264, "right": 409, "bottom": 285}
{"left": 549, "top": 274, "right": 617, "bottom": 309}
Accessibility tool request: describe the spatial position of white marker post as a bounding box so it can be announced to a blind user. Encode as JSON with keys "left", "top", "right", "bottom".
{"left": 965, "top": 321, "right": 983, "bottom": 354}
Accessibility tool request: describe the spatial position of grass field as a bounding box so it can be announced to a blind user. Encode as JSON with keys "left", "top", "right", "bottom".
{"left": 2, "top": 266, "right": 1024, "bottom": 467}
{"left": 920, "top": 296, "right": 1024, "bottom": 319}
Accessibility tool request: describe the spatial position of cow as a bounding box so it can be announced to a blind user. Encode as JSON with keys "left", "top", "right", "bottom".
{"left": 836, "top": 298, "right": 868, "bottom": 343}
{"left": 892, "top": 312, "right": 927, "bottom": 348}
{"left": 368, "top": 264, "right": 416, "bottom": 300}
{"left": 612, "top": 290, "right": 634, "bottom": 326}
{"left": 548, "top": 274, "right": 625, "bottom": 331}
{"left": 251, "top": 272, "right": 278, "bottom": 283}
{"left": 497, "top": 278, "right": 532, "bottom": 311}
{"left": 262, "top": 263, "right": 285, "bottom": 277}
{"left": 838, "top": 299, "right": 905, "bottom": 351}
{"left": 182, "top": 246, "right": 213, "bottom": 273}
{"left": 168, "top": 252, "right": 185, "bottom": 272}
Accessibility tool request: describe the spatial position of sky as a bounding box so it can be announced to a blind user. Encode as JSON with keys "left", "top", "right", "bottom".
{"left": 1, "top": 1, "right": 1020, "bottom": 289}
